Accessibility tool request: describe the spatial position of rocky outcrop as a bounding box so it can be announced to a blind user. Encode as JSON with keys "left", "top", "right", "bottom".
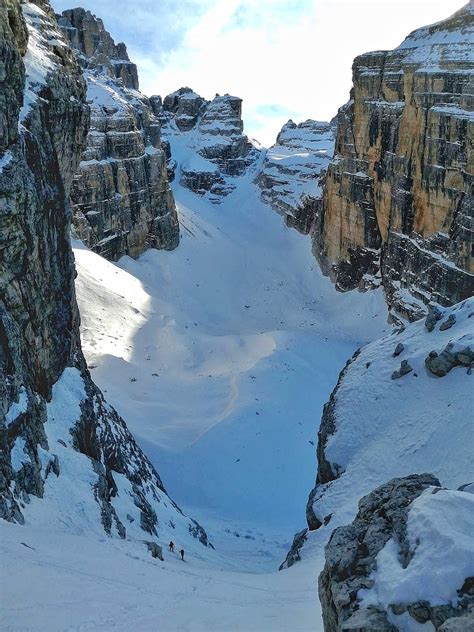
{"left": 159, "top": 87, "right": 207, "bottom": 132}
{"left": 257, "top": 119, "right": 335, "bottom": 234}
{"left": 279, "top": 528, "right": 308, "bottom": 570}
{"left": 319, "top": 475, "right": 474, "bottom": 631}
{"left": 58, "top": 9, "right": 179, "bottom": 260}
{"left": 59, "top": 7, "right": 139, "bottom": 90}
{"left": 155, "top": 87, "right": 260, "bottom": 203}
{"left": 314, "top": 3, "right": 474, "bottom": 319}
{"left": 1, "top": 1, "right": 208, "bottom": 550}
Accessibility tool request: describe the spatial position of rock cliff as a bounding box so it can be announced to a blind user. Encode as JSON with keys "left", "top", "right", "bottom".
{"left": 58, "top": 8, "right": 179, "bottom": 261}
{"left": 313, "top": 3, "right": 474, "bottom": 320}
{"left": 0, "top": 0, "right": 208, "bottom": 551}
{"left": 257, "top": 119, "right": 335, "bottom": 234}
{"left": 154, "top": 87, "right": 260, "bottom": 203}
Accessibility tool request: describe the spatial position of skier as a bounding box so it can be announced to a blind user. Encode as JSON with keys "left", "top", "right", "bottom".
{"left": 180, "top": 548, "right": 185, "bottom": 561}
{"left": 169, "top": 541, "right": 175, "bottom": 553}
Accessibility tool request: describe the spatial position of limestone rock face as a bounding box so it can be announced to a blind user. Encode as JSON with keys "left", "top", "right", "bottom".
{"left": 314, "top": 3, "right": 474, "bottom": 319}
{"left": 161, "top": 87, "right": 207, "bottom": 132}
{"left": 59, "top": 7, "right": 139, "bottom": 90}
{"left": 0, "top": 1, "right": 208, "bottom": 550}
{"left": 155, "top": 87, "right": 260, "bottom": 203}
{"left": 319, "top": 475, "right": 474, "bottom": 631}
{"left": 58, "top": 9, "right": 179, "bottom": 260}
{"left": 257, "top": 119, "right": 335, "bottom": 234}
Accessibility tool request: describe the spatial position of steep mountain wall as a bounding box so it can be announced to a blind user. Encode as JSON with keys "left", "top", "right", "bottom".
{"left": 313, "top": 4, "right": 474, "bottom": 320}
{"left": 0, "top": 0, "right": 208, "bottom": 551}
{"left": 257, "top": 119, "right": 335, "bottom": 234}
{"left": 154, "top": 87, "right": 260, "bottom": 203}
{"left": 58, "top": 9, "right": 179, "bottom": 261}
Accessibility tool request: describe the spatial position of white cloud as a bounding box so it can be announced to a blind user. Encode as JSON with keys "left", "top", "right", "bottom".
{"left": 53, "top": 0, "right": 467, "bottom": 146}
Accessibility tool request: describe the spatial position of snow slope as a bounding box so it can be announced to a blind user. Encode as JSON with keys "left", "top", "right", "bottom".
{"left": 0, "top": 519, "right": 322, "bottom": 632}
{"left": 307, "top": 297, "right": 474, "bottom": 533}
{"left": 1, "top": 164, "right": 388, "bottom": 630}
{"left": 73, "top": 163, "right": 388, "bottom": 533}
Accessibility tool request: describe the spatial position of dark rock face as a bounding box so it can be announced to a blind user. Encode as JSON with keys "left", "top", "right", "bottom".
{"left": 0, "top": 1, "right": 27, "bottom": 153}
{"left": 310, "top": 351, "right": 360, "bottom": 499}
{"left": 0, "top": 1, "right": 208, "bottom": 549}
{"left": 279, "top": 528, "right": 308, "bottom": 570}
{"left": 155, "top": 87, "right": 260, "bottom": 203}
{"left": 425, "top": 343, "right": 474, "bottom": 377}
{"left": 1, "top": 0, "right": 89, "bottom": 523}
{"left": 391, "top": 358, "right": 413, "bottom": 379}
{"left": 319, "top": 475, "right": 474, "bottom": 632}
{"left": 58, "top": 9, "right": 179, "bottom": 261}
{"left": 144, "top": 541, "right": 164, "bottom": 560}
{"left": 314, "top": 4, "right": 474, "bottom": 319}
{"left": 161, "top": 87, "right": 207, "bottom": 132}
{"left": 257, "top": 119, "right": 335, "bottom": 235}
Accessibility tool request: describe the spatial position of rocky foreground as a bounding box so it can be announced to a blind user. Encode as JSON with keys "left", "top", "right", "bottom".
{"left": 1, "top": 2, "right": 473, "bottom": 631}
{"left": 320, "top": 474, "right": 474, "bottom": 631}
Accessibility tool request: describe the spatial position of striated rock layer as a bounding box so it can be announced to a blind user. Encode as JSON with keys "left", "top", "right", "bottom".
{"left": 0, "top": 0, "right": 208, "bottom": 550}
{"left": 58, "top": 8, "right": 179, "bottom": 261}
{"left": 257, "top": 119, "right": 335, "bottom": 234}
{"left": 314, "top": 3, "right": 474, "bottom": 319}
{"left": 154, "top": 87, "right": 260, "bottom": 203}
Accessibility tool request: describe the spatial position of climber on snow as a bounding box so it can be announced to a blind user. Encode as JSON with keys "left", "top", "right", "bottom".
{"left": 169, "top": 541, "right": 175, "bottom": 553}
{"left": 180, "top": 548, "right": 185, "bottom": 561}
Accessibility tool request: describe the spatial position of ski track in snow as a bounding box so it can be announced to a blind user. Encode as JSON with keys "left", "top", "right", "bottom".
{"left": 1, "top": 148, "right": 389, "bottom": 631}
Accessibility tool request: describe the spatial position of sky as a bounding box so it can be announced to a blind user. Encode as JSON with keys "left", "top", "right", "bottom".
{"left": 51, "top": 0, "right": 467, "bottom": 146}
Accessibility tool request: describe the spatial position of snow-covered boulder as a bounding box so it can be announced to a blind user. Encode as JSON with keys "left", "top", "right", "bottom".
{"left": 154, "top": 87, "right": 260, "bottom": 203}
{"left": 58, "top": 9, "right": 179, "bottom": 260}
{"left": 319, "top": 474, "right": 474, "bottom": 631}
{"left": 257, "top": 119, "right": 335, "bottom": 234}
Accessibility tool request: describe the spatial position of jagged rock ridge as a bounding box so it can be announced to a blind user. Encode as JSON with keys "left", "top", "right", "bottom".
{"left": 257, "top": 119, "right": 335, "bottom": 234}
{"left": 313, "top": 3, "right": 474, "bottom": 320}
{"left": 154, "top": 87, "right": 260, "bottom": 203}
{"left": 58, "top": 8, "right": 179, "bottom": 261}
{"left": 1, "top": 0, "right": 208, "bottom": 551}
